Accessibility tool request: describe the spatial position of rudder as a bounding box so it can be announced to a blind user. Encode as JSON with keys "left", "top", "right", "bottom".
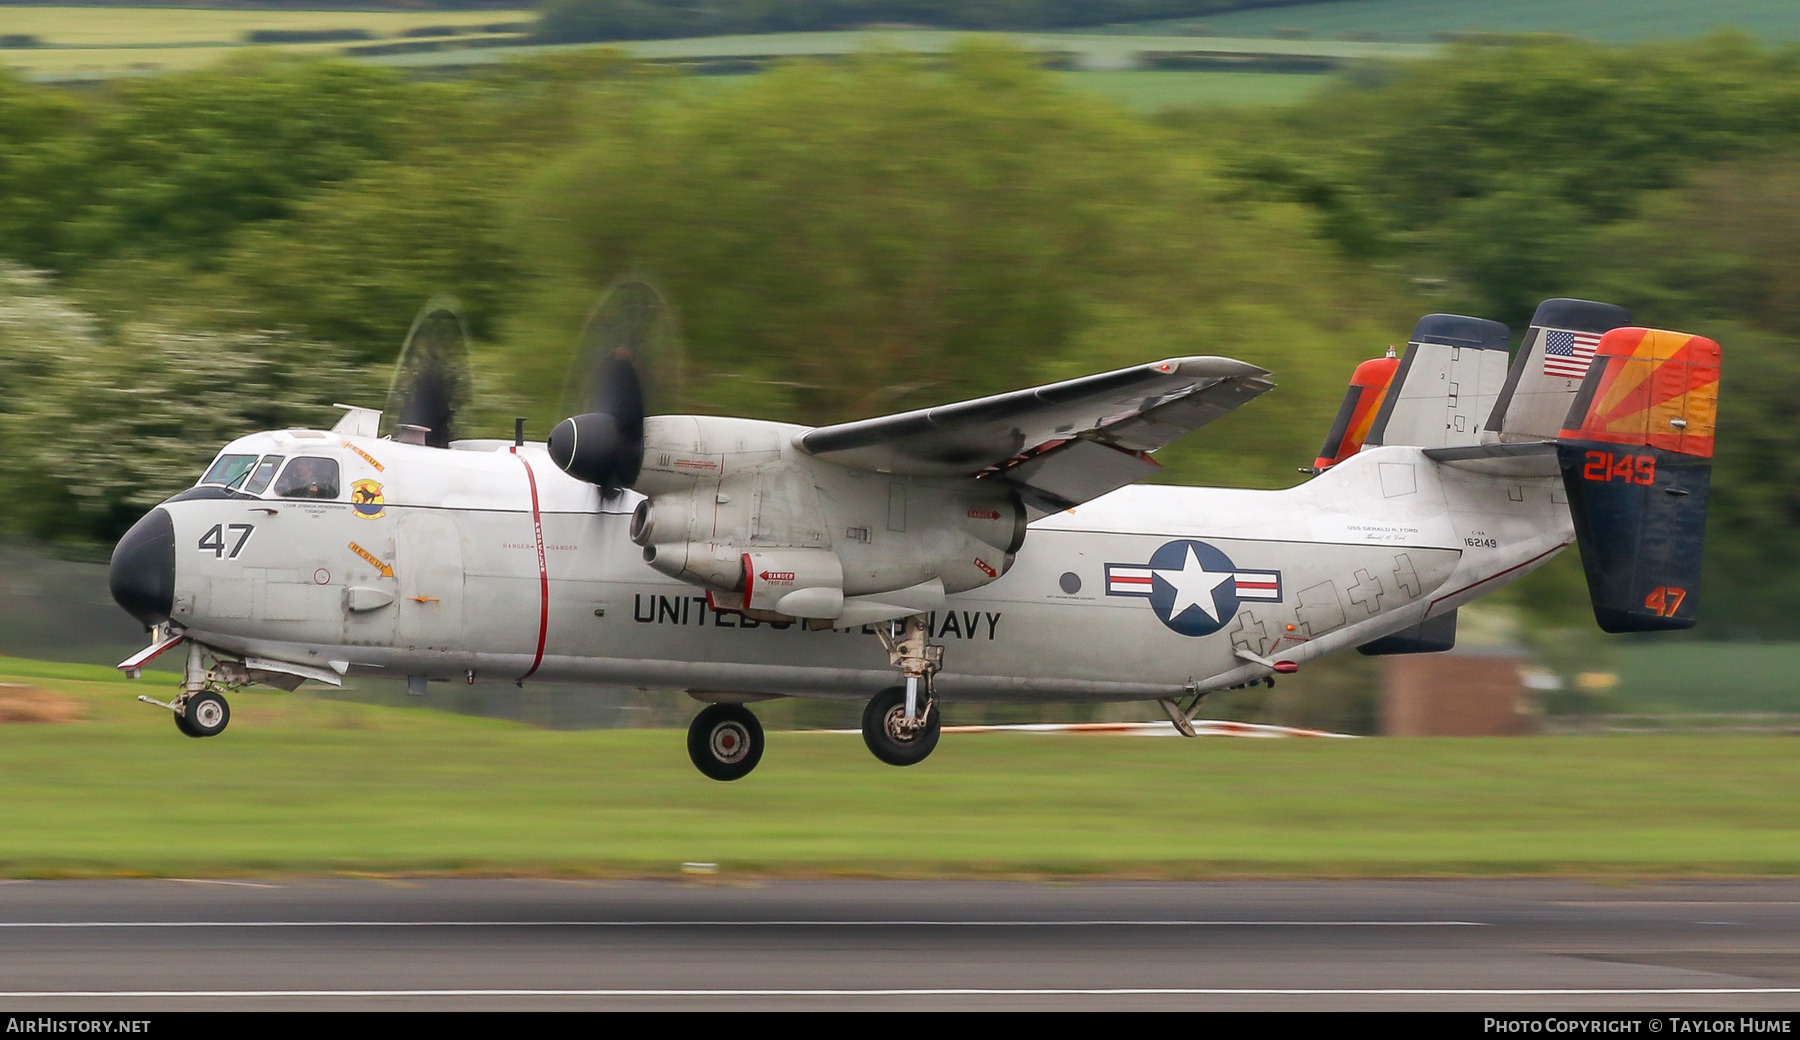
{"left": 1555, "top": 327, "right": 1721, "bottom": 633}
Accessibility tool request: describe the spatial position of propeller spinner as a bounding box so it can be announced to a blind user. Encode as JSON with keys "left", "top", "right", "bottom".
{"left": 548, "top": 280, "right": 680, "bottom": 491}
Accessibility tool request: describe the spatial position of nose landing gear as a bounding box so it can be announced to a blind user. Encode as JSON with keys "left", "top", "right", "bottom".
{"left": 138, "top": 640, "right": 237, "bottom": 738}
{"left": 173, "top": 690, "right": 230, "bottom": 738}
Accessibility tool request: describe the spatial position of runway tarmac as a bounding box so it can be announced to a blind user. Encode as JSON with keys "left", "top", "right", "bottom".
{"left": 0, "top": 878, "right": 1797, "bottom": 1010}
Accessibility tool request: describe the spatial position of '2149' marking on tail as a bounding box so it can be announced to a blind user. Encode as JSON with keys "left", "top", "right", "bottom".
{"left": 1582, "top": 450, "right": 1655, "bottom": 485}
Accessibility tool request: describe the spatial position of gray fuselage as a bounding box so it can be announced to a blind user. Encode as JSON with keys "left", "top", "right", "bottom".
{"left": 145, "top": 430, "right": 1570, "bottom": 703}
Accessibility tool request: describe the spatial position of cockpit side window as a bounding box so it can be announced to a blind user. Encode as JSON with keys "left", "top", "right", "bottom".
{"left": 274, "top": 456, "right": 340, "bottom": 500}
{"left": 242, "top": 455, "right": 285, "bottom": 496}
{"left": 199, "top": 454, "right": 257, "bottom": 489}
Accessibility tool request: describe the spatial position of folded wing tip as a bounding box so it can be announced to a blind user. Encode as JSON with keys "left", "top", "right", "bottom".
{"left": 1158, "top": 356, "right": 1274, "bottom": 380}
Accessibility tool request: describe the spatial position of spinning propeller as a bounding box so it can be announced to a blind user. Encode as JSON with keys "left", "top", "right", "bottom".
{"left": 548, "top": 280, "right": 682, "bottom": 492}
{"left": 383, "top": 298, "right": 472, "bottom": 449}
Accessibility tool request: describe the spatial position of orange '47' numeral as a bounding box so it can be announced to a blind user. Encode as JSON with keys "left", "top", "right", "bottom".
{"left": 1644, "top": 586, "right": 1687, "bottom": 617}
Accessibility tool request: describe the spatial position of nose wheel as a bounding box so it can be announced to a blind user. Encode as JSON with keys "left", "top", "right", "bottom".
{"left": 173, "top": 690, "right": 230, "bottom": 738}
{"left": 862, "top": 685, "right": 941, "bottom": 766}
{"left": 687, "top": 703, "right": 764, "bottom": 781}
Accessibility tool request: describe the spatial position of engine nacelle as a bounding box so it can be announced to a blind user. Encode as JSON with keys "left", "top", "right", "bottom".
{"left": 626, "top": 415, "right": 1027, "bottom": 623}
{"left": 741, "top": 549, "right": 843, "bottom": 617}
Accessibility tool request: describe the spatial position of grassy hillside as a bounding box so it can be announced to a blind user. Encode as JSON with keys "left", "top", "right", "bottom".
{"left": 0, "top": 659, "right": 1795, "bottom": 877}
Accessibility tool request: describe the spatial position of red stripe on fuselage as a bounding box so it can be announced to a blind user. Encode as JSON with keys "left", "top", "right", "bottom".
{"left": 512, "top": 449, "right": 550, "bottom": 682}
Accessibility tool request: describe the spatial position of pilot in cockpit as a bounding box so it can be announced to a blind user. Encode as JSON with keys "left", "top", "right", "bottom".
{"left": 274, "top": 457, "right": 340, "bottom": 500}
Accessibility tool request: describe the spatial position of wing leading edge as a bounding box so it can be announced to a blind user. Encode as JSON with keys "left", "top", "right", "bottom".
{"left": 797, "top": 357, "right": 1274, "bottom": 515}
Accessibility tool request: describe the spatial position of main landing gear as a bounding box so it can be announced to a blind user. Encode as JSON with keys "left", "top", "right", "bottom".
{"left": 683, "top": 612, "right": 949, "bottom": 780}
{"left": 866, "top": 613, "right": 943, "bottom": 767}
{"left": 862, "top": 685, "right": 940, "bottom": 766}
{"left": 687, "top": 703, "right": 765, "bottom": 782}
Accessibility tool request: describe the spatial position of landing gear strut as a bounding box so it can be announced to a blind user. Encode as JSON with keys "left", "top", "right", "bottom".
{"left": 865, "top": 614, "right": 944, "bottom": 766}
{"left": 687, "top": 703, "right": 764, "bottom": 782}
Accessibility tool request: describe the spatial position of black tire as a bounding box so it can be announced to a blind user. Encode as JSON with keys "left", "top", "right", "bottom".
{"left": 861, "top": 685, "right": 940, "bottom": 767}
{"left": 178, "top": 691, "right": 230, "bottom": 738}
{"left": 686, "top": 703, "right": 763, "bottom": 782}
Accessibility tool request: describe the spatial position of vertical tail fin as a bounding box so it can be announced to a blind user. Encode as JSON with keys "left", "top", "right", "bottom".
{"left": 1366, "top": 314, "right": 1511, "bottom": 450}
{"left": 1555, "top": 328, "right": 1721, "bottom": 632}
{"left": 1313, "top": 349, "right": 1399, "bottom": 471}
{"left": 1486, "top": 298, "right": 1634, "bottom": 442}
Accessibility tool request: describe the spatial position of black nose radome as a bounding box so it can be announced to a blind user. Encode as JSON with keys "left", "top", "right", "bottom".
{"left": 110, "top": 507, "right": 175, "bottom": 627}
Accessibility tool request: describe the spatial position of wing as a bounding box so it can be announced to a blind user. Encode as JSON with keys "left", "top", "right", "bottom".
{"left": 798, "top": 356, "right": 1274, "bottom": 514}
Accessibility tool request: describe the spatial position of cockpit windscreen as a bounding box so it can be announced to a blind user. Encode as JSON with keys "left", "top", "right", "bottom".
{"left": 198, "top": 454, "right": 257, "bottom": 489}
{"left": 242, "top": 455, "right": 285, "bottom": 496}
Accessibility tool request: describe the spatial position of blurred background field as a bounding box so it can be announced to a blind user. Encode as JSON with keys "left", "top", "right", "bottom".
{"left": 1116, "top": 0, "right": 1800, "bottom": 43}
{"left": 1, "top": 658, "right": 1796, "bottom": 877}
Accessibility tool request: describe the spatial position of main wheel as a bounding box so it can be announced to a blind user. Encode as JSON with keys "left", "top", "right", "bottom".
{"left": 686, "top": 703, "right": 764, "bottom": 782}
{"left": 861, "top": 685, "right": 940, "bottom": 767}
{"left": 176, "top": 691, "right": 230, "bottom": 738}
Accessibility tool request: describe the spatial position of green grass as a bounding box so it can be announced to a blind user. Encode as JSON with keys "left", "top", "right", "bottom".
{"left": 1614, "top": 642, "right": 1800, "bottom": 714}
{"left": 1123, "top": 0, "right": 1800, "bottom": 43}
{"left": 1052, "top": 69, "right": 1327, "bottom": 110}
{"left": 0, "top": 664, "right": 1795, "bottom": 878}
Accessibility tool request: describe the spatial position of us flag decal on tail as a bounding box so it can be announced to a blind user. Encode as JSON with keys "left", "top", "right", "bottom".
{"left": 1543, "top": 328, "right": 1602, "bottom": 380}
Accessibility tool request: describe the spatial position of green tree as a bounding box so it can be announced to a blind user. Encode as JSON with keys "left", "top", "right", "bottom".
{"left": 0, "top": 265, "right": 369, "bottom": 550}
{"left": 511, "top": 44, "right": 1416, "bottom": 488}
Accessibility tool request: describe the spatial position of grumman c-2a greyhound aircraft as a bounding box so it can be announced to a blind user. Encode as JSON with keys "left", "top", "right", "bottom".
{"left": 108, "top": 289, "right": 1720, "bottom": 780}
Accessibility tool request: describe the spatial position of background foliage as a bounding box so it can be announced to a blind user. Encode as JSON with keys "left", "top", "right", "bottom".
{"left": 0, "top": 33, "right": 1791, "bottom": 638}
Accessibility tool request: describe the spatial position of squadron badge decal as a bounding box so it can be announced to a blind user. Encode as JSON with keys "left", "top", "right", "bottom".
{"left": 1105, "top": 539, "right": 1281, "bottom": 637}
{"left": 351, "top": 479, "right": 386, "bottom": 520}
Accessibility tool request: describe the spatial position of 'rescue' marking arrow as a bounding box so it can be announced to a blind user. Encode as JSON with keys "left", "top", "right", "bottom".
{"left": 340, "top": 440, "right": 385, "bottom": 472}
{"left": 348, "top": 542, "right": 393, "bottom": 579}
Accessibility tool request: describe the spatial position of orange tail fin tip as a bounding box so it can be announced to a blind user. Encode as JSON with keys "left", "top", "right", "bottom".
{"left": 1558, "top": 327, "right": 1721, "bottom": 458}
{"left": 1312, "top": 351, "right": 1400, "bottom": 471}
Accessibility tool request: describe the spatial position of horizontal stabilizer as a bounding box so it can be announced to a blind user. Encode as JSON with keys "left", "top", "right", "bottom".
{"left": 1422, "top": 440, "right": 1559, "bottom": 478}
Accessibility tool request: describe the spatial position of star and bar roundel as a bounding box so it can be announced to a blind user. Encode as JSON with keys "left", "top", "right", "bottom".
{"left": 1104, "top": 539, "right": 1282, "bottom": 637}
